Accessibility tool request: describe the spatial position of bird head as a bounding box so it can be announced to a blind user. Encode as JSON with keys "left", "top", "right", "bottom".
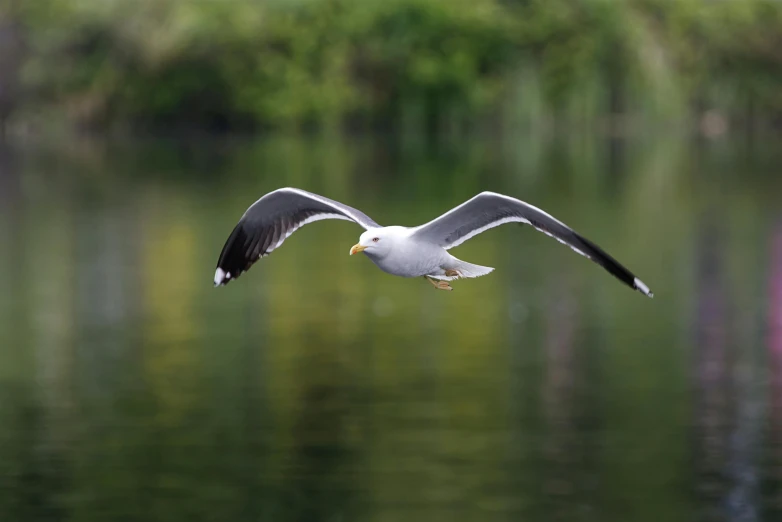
{"left": 350, "top": 228, "right": 396, "bottom": 258}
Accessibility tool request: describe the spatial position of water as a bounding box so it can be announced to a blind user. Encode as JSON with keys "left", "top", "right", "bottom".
{"left": 0, "top": 132, "right": 781, "bottom": 522}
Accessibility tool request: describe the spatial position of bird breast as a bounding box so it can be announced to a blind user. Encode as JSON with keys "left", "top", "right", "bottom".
{"left": 366, "top": 239, "right": 446, "bottom": 278}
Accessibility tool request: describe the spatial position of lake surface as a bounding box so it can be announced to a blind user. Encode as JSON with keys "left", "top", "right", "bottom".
{"left": 0, "top": 131, "right": 781, "bottom": 522}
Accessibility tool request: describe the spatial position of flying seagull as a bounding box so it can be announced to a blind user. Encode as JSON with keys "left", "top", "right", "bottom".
{"left": 214, "top": 187, "right": 653, "bottom": 297}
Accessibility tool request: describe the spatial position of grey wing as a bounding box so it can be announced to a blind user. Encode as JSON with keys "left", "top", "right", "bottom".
{"left": 410, "top": 191, "right": 653, "bottom": 298}
{"left": 214, "top": 187, "right": 380, "bottom": 286}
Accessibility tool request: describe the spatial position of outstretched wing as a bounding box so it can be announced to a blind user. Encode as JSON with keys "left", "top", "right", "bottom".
{"left": 410, "top": 191, "right": 653, "bottom": 297}
{"left": 214, "top": 187, "right": 380, "bottom": 286}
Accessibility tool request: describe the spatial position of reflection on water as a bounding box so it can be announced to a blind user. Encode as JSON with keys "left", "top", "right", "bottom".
{"left": 1, "top": 133, "right": 782, "bottom": 521}
{"left": 769, "top": 219, "right": 782, "bottom": 522}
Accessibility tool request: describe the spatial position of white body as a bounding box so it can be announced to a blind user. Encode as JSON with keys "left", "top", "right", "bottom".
{"left": 355, "top": 226, "right": 494, "bottom": 281}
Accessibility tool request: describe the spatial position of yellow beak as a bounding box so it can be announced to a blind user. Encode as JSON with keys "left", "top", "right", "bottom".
{"left": 350, "top": 244, "right": 367, "bottom": 255}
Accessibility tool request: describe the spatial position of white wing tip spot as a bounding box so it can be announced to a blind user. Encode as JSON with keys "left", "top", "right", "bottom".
{"left": 214, "top": 268, "right": 229, "bottom": 286}
{"left": 634, "top": 277, "right": 653, "bottom": 298}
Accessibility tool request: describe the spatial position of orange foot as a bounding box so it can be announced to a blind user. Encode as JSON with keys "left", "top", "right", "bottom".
{"left": 424, "top": 276, "right": 453, "bottom": 291}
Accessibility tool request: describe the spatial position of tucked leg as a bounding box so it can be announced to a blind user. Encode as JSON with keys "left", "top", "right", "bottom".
{"left": 444, "top": 269, "right": 463, "bottom": 279}
{"left": 424, "top": 276, "right": 453, "bottom": 291}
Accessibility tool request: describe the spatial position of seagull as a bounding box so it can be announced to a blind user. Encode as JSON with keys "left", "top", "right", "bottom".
{"left": 213, "top": 187, "right": 653, "bottom": 297}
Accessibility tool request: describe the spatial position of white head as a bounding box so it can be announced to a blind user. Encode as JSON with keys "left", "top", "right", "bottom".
{"left": 349, "top": 227, "right": 401, "bottom": 259}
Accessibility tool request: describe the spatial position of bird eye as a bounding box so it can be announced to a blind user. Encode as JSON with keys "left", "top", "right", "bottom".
{"left": 372, "top": 237, "right": 380, "bottom": 242}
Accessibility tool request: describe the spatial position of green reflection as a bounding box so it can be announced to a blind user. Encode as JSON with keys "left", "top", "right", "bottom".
{"left": 0, "top": 132, "right": 779, "bottom": 521}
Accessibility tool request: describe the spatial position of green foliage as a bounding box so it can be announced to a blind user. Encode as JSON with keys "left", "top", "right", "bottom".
{"left": 9, "top": 0, "right": 782, "bottom": 130}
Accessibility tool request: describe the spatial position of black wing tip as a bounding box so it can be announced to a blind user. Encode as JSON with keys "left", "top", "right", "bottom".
{"left": 214, "top": 221, "right": 258, "bottom": 287}
{"left": 571, "top": 233, "right": 653, "bottom": 299}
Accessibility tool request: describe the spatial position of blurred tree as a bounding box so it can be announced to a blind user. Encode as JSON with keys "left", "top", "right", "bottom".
{"left": 0, "top": 8, "right": 25, "bottom": 137}
{"left": 9, "top": 0, "right": 782, "bottom": 133}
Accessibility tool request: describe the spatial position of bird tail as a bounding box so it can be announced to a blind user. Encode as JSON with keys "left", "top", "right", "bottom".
{"left": 432, "top": 258, "right": 495, "bottom": 281}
